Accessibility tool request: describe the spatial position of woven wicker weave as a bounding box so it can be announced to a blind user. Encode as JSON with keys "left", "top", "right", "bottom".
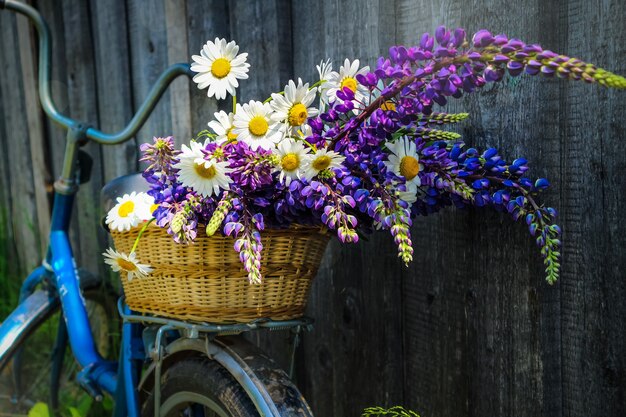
{"left": 110, "top": 224, "right": 330, "bottom": 323}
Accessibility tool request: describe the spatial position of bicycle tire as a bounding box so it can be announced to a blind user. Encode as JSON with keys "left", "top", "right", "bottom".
{"left": 141, "top": 341, "right": 314, "bottom": 417}
{"left": 142, "top": 356, "right": 258, "bottom": 417}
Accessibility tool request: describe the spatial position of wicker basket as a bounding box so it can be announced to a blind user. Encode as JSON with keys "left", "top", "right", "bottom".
{"left": 110, "top": 224, "right": 330, "bottom": 323}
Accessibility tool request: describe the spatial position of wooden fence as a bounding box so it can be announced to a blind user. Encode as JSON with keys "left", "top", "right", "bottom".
{"left": 1, "top": 1, "right": 625, "bottom": 416}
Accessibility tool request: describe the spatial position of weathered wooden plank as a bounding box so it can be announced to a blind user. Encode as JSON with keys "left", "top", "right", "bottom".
{"left": 532, "top": 3, "right": 566, "bottom": 414}
{"left": 16, "top": 14, "right": 52, "bottom": 255}
{"left": 229, "top": 0, "right": 293, "bottom": 101}
{"left": 0, "top": 12, "right": 21, "bottom": 299}
{"left": 560, "top": 0, "right": 626, "bottom": 415}
{"left": 227, "top": 0, "right": 297, "bottom": 374}
{"left": 36, "top": 0, "right": 84, "bottom": 263}
{"left": 127, "top": 0, "right": 172, "bottom": 146}
{"left": 291, "top": 1, "right": 404, "bottom": 415}
{"left": 290, "top": 3, "right": 336, "bottom": 409}
{"left": 36, "top": 1, "right": 69, "bottom": 175}
{"left": 186, "top": 0, "right": 231, "bottom": 136}
{"left": 396, "top": 1, "right": 564, "bottom": 416}
{"left": 89, "top": 0, "right": 137, "bottom": 182}
{"left": 0, "top": 11, "right": 42, "bottom": 273}
{"left": 165, "top": 0, "right": 192, "bottom": 145}
{"left": 60, "top": 0, "right": 106, "bottom": 278}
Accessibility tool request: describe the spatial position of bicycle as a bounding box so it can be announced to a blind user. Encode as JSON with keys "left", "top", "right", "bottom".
{"left": 0, "top": 1, "right": 314, "bottom": 416}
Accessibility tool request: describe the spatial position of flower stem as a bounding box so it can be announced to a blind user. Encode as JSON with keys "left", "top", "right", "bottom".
{"left": 131, "top": 218, "right": 155, "bottom": 253}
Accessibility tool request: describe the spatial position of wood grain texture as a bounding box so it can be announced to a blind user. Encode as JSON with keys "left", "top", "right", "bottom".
{"left": 394, "top": 1, "right": 563, "bottom": 416}
{"left": 60, "top": 0, "right": 107, "bottom": 278}
{"left": 165, "top": 0, "right": 192, "bottom": 145}
{"left": 127, "top": 0, "right": 172, "bottom": 146}
{"left": 291, "top": 2, "right": 405, "bottom": 415}
{"left": 36, "top": 0, "right": 84, "bottom": 263}
{"left": 186, "top": 0, "right": 231, "bottom": 135}
{"left": 225, "top": 0, "right": 298, "bottom": 374}
{"left": 16, "top": 14, "right": 51, "bottom": 255}
{"left": 0, "top": 8, "right": 21, "bottom": 285}
{"left": 0, "top": 10, "right": 42, "bottom": 272}
{"left": 0, "top": 1, "right": 624, "bottom": 416}
{"left": 229, "top": 0, "right": 293, "bottom": 101}
{"left": 89, "top": 0, "right": 137, "bottom": 182}
{"left": 559, "top": 0, "right": 626, "bottom": 415}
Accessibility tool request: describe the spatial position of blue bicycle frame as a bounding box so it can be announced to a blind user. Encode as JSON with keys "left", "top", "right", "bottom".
{"left": 0, "top": 0, "right": 193, "bottom": 415}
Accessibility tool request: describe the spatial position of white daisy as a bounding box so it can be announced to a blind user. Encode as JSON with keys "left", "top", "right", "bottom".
{"left": 316, "top": 59, "right": 333, "bottom": 110}
{"left": 103, "top": 248, "right": 153, "bottom": 281}
{"left": 136, "top": 192, "right": 158, "bottom": 221}
{"left": 296, "top": 123, "right": 313, "bottom": 140}
{"left": 302, "top": 149, "right": 346, "bottom": 179}
{"left": 323, "top": 58, "right": 370, "bottom": 105}
{"left": 384, "top": 137, "right": 424, "bottom": 187}
{"left": 208, "top": 110, "right": 237, "bottom": 143}
{"left": 173, "top": 140, "right": 234, "bottom": 197}
{"left": 273, "top": 139, "right": 312, "bottom": 185}
{"left": 232, "top": 100, "right": 282, "bottom": 150}
{"left": 106, "top": 192, "right": 144, "bottom": 232}
{"left": 316, "top": 58, "right": 333, "bottom": 84}
{"left": 270, "top": 78, "right": 319, "bottom": 134}
{"left": 398, "top": 182, "right": 418, "bottom": 204}
{"left": 190, "top": 38, "right": 250, "bottom": 100}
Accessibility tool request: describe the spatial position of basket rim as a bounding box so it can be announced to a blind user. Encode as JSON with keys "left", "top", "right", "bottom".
{"left": 109, "top": 221, "right": 330, "bottom": 236}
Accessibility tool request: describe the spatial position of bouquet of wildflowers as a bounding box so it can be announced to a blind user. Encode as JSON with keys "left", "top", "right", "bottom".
{"left": 104, "top": 26, "right": 625, "bottom": 285}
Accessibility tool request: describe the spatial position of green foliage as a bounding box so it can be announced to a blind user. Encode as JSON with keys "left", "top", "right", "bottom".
{"left": 362, "top": 406, "right": 421, "bottom": 417}
{"left": 28, "top": 402, "right": 50, "bottom": 417}
{"left": 28, "top": 393, "right": 103, "bottom": 417}
{"left": 195, "top": 129, "right": 217, "bottom": 142}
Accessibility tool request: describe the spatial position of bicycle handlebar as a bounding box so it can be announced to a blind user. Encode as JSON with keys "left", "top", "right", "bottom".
{"left": 2, "top": 0, "right": 194, "bottom": 144}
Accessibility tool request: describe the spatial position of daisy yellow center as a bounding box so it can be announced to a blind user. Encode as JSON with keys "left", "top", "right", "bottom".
{"left": 340, "top": 77, "right": 357, "bottom": 93}
{"left": 312, "top": 155, "right": 332, "bottom": 171}
{"left": 381, "top": 100, "right": 396, "bottom": 111}
{"left": 211, "top": 58, "right": 231, "bottom": 79}
{"left": 117, "top": 258, "right": 137, "bottom": 272}
{"left": 399, "top": 156, "right": 420, "bottom": 180}
{"left": 281, "top": 153, "right": 300, "bottom": 171}
{"left": 249, "top": 116, "right": 269, "bottom": 136}
{"left": 288, "top": 103, "right": 308, "bottom": 126}
{"left": 150, "top": 203, "right": 159, "bottom": 214}
{"left": 118, "top": 201, "right": 135, "bottom": 218}
{"left": 227, "top": 128, "right": 238, "bottom": 141}
{"left": 194, "top": 162, "right": 217, "bottom": 179}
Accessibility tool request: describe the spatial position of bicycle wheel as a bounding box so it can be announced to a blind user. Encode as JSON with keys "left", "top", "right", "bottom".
{"left": 142, "top": 357, "right": 258, "bottom": 417}
{"left": 141, "top": 340, "right": 314, "bottom": 417}
{"left": 0, "top": 271, "right": 119, "bottom": 416}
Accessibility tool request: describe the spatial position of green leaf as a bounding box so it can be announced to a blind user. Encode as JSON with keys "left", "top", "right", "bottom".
{"left": 68, "top": 407, "right": 83, "bottom": 417}
{"left": 75, "top": 392, "right": 94, "bottom": 416}
{"left": 102, "top": 396, "right": 114, "bottom": 411}
{"left": 28, "top": 402, "right": 50, "bottom": 417}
